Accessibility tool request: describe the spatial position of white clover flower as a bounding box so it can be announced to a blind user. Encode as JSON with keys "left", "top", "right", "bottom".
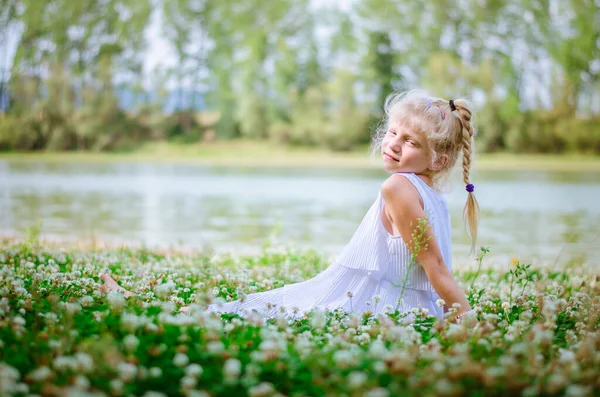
{"left": 123, "top": 335, "right": 139, "bottom": 353}
{"left": 107, "top": 291, "right": 126, "bottom": 311}
{"left": 48, "top": 339, "right": 61, "bottom": 352}
{"left": 559, "top": 348, "right": 576, "bottom": 363}
{"left": 64, "top": 302, "right": 81, "bottom": 316}
{"left": 259, "top": 339, "right": 279, "bottom": 354}
{"left": 161, "top": 301, "right": 176, "bottom": 314}
{"left": 12, "top": 316, "right": 25, "bottom": 327}
{"left": 180, "top": 375, "right": 197, "bottom": 389}
{"left": 248, "top": 382, "right": 275, "bottom": 397}
{"left": 54, "top": 356, "right": 76, "bottom": 372}
{"left": 173, "top": 353, "right": 189, "bottom": 368}
{"left": 224, "top": 358, "right": 242, "bottom": 378}
{"left": 93, "top": 311, "right": 105, "bottom": 323}
{"left": 80, "top": 295, "right": 94, "bottom": 307}
{"left": 368, "top": 340, "right": 388, "bottom": 359}
{"left": 333, "top": 349, "right": 358, "bottom": 369}
{"left": 564, "top": 385, "right": 592, "bottom": 397}
{"left": 149, "top": 367, "right": 162, "bottom": 378}
{"left": 185, "top": 363, "right": 203, "bottom": 378}
{"left": 73, "top": 375, "right": 90, "bottom": 389}
{"left": 207, "top": 341, "right": 225, "bottom": 354}
{"left": 0, "top": 363, "right": 20, "bottom": 394}
{"left": 110, "top": 379, "right": 124, "bottom": 395}
{"left": 27, "top": 366, "right": 53, "bottom": 382}
{"left": 355, "top": 333, "right": 371, "bottom": 344}
{"left": 547, "top": 373, "right": 567, "bottom": 391}
{"left": 435, "top": 378, "right": 454, "bottom": 395}
{"left": 74, "top": 352, "right": 94, "bottom": 373}
{"left": 121, "top": 312, "right": 140, "bottom": 333}
{"left": 365, "top": 387, "right": 390, "bottom": 397}
{"left": 501, "top": 302, "right": 510, "bottom": 311}
{"left": 224, "top": 323, "right": 235, "bottom": 332}
{"left": 117, "top": 362, "right": 137, "bottom": 383}
{"left": 436, "top": 299, "right": 445, "bottom": 308}
{"left": 310, "top": 309, "right": 327, "bottom": 330}
{"left": 347, "top": 371, "right": 368, "bottom": 389}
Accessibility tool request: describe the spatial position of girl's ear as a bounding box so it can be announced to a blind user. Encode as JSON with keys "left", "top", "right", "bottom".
{"left": 432, "top": 154, "right": 449, "bottom": 171}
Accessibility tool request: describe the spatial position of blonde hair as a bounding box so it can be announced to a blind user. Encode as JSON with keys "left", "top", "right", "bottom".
{"left": 371, "top": 89, "right": 480, "bottom": 251}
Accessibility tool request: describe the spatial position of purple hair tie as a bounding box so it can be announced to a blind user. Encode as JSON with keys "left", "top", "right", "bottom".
{"left": 466, "top": 183, "right": 475, "bottom": 193}
{"left": 424, "top": 98, "right": 432, "bottom": 108}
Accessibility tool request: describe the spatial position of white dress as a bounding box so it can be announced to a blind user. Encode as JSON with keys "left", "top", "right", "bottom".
{"left": 206, "top": 172, "right": 452, "bottom": 320}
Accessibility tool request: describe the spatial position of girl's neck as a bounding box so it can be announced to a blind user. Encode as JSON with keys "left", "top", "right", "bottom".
{"left": 414, "top": 170, "right": 435, "bottom": 189}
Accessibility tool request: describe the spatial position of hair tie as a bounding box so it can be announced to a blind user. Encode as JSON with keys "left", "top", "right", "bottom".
{"left": 449, "top": 100, "right": 456, "bottom": 112}
{"left": 436, "top": 105, "right": 446, "bottom": 120}
{"left": 424, "top": 98, "right": 432, "bottom": 108}
{"left": 466, "top": 183, "right": 474, "bottom": 193}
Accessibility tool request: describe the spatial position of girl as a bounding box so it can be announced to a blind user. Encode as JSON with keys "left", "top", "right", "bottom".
{"left": 101, "top": 90, "right": 478, "bottom": 321}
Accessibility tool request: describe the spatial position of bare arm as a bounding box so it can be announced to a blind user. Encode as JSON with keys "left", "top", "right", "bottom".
{"left": 381, "top": 175, "right": 471, "bottom": 316}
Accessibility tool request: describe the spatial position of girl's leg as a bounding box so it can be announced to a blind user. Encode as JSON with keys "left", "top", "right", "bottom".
{"left": 99, "top": 273, "right": 190, "bottom": 313}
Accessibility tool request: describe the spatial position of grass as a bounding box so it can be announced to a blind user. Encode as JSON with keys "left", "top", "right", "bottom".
{"left": 0, "top": 239, "right": 598, "bottom": 396}
{"left": 1, "top": 141, "right": 600, "bottom": 172}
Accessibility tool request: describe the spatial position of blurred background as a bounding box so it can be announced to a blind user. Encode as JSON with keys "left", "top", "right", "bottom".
{"left": 0, "top": 0, "right": 599, "bottom": 267}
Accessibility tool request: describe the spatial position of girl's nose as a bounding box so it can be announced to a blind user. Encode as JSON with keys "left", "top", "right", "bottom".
{"left": 388, "top": 139, "right": 401, "bottom": 152}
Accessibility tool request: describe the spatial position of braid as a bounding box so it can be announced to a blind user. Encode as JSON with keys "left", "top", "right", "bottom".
{"left": 458, "top": 107, "right": 473, "bottom": 186}
{"left": 454, "top": 102, "right": 479, "bottom": 253}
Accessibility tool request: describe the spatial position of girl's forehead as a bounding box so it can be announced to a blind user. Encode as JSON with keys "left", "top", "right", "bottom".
{"left": 389, "top": 118, "right": 420, "bottom": 135}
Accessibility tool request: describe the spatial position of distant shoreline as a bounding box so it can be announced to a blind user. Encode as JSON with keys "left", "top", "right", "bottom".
{"left": 1, "top": 141, "right": 600, "bottom": 172}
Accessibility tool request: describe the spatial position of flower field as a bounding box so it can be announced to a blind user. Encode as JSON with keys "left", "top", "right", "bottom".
{"left": 0, "top": 239, "right": 599, "bottom": 397}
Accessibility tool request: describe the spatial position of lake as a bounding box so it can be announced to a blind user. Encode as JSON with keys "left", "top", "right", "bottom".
{"left": 1, "top": 160, "right": 599, "bottom": 267}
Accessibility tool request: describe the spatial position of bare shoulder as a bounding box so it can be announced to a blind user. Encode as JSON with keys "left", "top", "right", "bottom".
{"left": 381, "top": 174, "right": 423, "bottom": 211}
{"left": 381, "top": 174, "right": 419, "bottom": 201}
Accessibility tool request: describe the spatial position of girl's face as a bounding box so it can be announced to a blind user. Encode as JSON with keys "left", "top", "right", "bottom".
{"left": 381, "top": 121, "right": 433, "bottom": 175}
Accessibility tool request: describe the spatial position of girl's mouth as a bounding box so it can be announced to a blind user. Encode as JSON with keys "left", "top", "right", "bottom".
{"left": 383, "top": 153, "right": 399, "bottom": 162}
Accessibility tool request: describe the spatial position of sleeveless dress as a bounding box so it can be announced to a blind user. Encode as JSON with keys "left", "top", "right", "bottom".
{"left": 206, "top": 172, "right": 453, "bottom": 320}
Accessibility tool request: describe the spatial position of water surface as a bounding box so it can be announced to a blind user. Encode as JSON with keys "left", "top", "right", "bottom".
{"left": 1, "top": 160, "right": 599, "bottom": 267}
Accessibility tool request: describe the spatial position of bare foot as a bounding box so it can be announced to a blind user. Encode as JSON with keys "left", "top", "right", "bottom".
{"left": 99, "top": 273, "right": 135, "bottom": 298}
{"left": 179, "top": 306, "right": 190, "bottom": 314}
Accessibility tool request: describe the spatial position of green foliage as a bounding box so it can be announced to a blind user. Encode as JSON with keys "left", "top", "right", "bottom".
{"left": 507, "top": 262, "right": 536, "bottom": 310}
{"left": 505, "top": 110, "right": 600, "bottom": 153}
{"left": 160, "top": 111, "right": 204, "bottom": 144}
{"left": 397, "top": 216, "right": 432, "bottom": 310}
{"left": 467, "top": 246, "right": 490, "bottom": 306}
{"left": 0, "top": 114, "right": 41, "bottom": 151}
{"left": 1, "top": 0, "right": 599, "bottom": 154}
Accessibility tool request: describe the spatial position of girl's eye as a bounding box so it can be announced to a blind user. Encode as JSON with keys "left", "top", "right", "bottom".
{"left": 388, "top": 130, "right": 397, "bottom": 136}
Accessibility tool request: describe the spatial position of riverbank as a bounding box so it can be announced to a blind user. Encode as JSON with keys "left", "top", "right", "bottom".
{"left": 1, "top": 141, "right": 600, "bottom": 172}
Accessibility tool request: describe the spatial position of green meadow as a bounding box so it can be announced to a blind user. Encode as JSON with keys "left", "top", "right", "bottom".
{"left": 0, "top": 237, "right": 598, "bottom": 396}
